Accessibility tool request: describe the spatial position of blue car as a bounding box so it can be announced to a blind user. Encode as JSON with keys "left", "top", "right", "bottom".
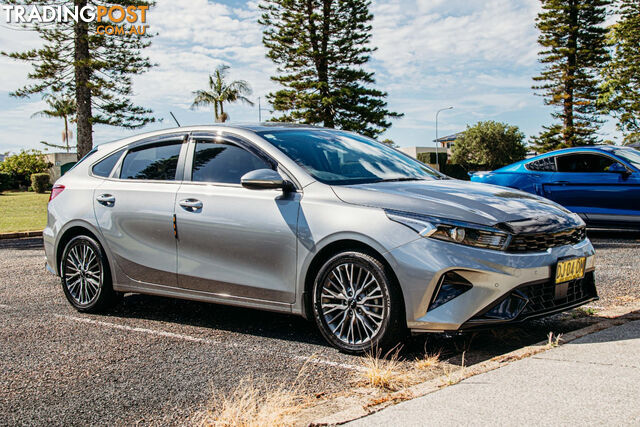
{"left": 470, "top": 146, "right": 640, "bottom": 228}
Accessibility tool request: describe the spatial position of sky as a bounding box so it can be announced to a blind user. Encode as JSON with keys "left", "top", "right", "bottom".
{"left": 0, "top": 0, "right": 622, "bottom": 154}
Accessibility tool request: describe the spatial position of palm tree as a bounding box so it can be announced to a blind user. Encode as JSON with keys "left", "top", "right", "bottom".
{"left": 32, "top": 94, "right": 77, "bottom": 152}
{"left": 191, "top": 65, "right": 254, "bottom": 123}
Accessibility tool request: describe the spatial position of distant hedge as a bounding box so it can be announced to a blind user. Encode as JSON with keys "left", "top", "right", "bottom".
{"left": 417, "top": 152, "right": 448, "bottom": 166}
{"left": 30, "top": 173, "right": 50, "bottom": 193}
{"left": 0, "top": 171, "right": 12, "bottom": 193}
{"left": 415, "top": 153, "right": 489, "bottom": 181}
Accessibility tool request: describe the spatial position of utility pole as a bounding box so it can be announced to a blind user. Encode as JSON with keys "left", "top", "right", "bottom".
{"left": 435, "top": 106, "right": 454, "bottom": 170}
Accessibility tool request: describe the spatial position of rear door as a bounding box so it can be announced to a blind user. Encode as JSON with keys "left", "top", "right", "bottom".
{"left": 175, "top": 133, "right": 300, "bottom": 303}
{"left": 542, "top": 152, "right": 633, "bottom": 217}
{"left": 93, "top": 134, "right": 187, "bottom": 286}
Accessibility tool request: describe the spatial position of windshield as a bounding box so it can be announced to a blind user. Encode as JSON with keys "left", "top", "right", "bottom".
{"left": 258, "top": 129, "right": 443, "bottom": 185}
{"left": 612, "top": 147, "right": 640, "bottom": 170}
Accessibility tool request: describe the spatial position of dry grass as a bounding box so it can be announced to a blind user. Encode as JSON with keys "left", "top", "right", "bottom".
{"left": 546, "top": 332, "right": 563, "bottom": 348}
{"left": 359, "top": 349, "right": 409, "bottom": 391}
{"left": 414, "top": 352, "right": 441, "bottom": 370}
{"left": 192, "top": 366, "right": 311, "bottom": 427}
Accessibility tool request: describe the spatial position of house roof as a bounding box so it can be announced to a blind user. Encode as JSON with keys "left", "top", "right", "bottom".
{"left": 433, "top": 132, "right": 463, "bottom": 143}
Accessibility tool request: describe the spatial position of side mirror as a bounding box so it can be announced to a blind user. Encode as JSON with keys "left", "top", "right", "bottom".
{"left": 608, "top": 162, "right": 630, "bottom": 176}
{"left": 241, "top": 169, "right": 293, "bottom": 191}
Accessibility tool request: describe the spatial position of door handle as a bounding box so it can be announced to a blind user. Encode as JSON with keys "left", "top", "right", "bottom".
{"left": 96, "top": 194, "right": 115, "bottom": 206}
{"left": 179, "top": 198, "right": 203, "bottom": 212}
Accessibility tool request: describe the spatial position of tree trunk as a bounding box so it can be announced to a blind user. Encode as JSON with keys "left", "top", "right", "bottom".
{"left": 63, "top": 115, "right": 69, "bottom": 153}
{"left": 214, "top": 101, "right": 219, "bottom": 122}
{"left": 219, "top": 102, "right": 225, "bottom": 122}
{"left": 74, "top": 0, "right": 92, "bottom": 160}
{"left": 564, "top": 0, "right": 578, "bottom": 147}
{"left": 320, "top": 0, "right": 333, "bottom": 128}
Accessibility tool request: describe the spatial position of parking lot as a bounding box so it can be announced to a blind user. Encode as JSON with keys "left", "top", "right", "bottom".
{"left": 1, "top": 231, "right": 639, "bottom": 425}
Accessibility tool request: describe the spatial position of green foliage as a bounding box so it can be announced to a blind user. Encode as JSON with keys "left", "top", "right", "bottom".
{"left": 0, "top": 150, "right": 52, "bottom": 188}
{"left": 259, "top": 0, "right": 403, "bottom": 138}
{"left": 451, "top": 121, "right": 527, "bottom": 170}
{"left": 532, "top": 0, "right": 611, "bottom": 152}
{"left": 0, "top": 172, "right": 13, "bottom": 192}
{"left": 2, "top": 0, "right": 156, "bottom": 159}
{"left": 191, "top": 65, "right": 254, "bottom": 123}
{"left": 600, "top": 0, "right": 640, "bottom": 142}
{"left": 416, "top": 152, "right": 448, "bottom": 166}
{"left": 30, "top": 173, "right": 50, "bottom": 193}
{"left": 380, "top": 138, "right": 397, "bottom": 148}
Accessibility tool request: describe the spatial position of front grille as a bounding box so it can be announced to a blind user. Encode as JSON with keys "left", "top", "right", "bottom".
{"left": 507, "top": 227, "right": 586, "bottom": 253}
{"left": 466, "top": 272, "right": 597, "bottom": 325}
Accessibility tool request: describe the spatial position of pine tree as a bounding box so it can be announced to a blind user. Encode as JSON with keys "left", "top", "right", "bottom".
{"left": 600, "top": 0, "right": 640, "bottom": 145}
{"left": 259, "top": 0, "right": 402, "bottom": 138}
{"left": 532, "top": 0, "right": 611, "bottom": 152}
{"left": 2, "top": 1, "right": 156, "bottom": 159}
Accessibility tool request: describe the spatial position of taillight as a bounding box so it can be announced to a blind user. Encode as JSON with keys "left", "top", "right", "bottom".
{"left": 49, "top": 185, "right": 65, "bottom": 202}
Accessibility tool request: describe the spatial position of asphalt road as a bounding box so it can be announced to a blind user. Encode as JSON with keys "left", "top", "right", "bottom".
{"left": 1, "top": 231, "right": 638, "bottom": 425}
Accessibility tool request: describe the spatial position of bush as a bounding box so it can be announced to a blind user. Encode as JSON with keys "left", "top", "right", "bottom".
{"left": 417, "top": 152, "right": 448, "bottom": 166}
{"left": 0, "top": 171, "right": 12, "bottom": 192}
{"left": 30, "top": 173, "right": 50, "bottom": 193}
{"left": 451, "top": 121, "right": 527, "bottom": 170}
{"left": 0, "top": 149, "right": 52, "bottom": 189}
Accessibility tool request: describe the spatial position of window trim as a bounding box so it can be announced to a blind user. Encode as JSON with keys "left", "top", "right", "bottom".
{"left": 524, "top": 155, "right": 557, "bottom": 172}
{"left": 96, "top": 133, "right": 189, "bottom": 184}
{"left": 184, "top": 132, "right": 300, "bottom": 190}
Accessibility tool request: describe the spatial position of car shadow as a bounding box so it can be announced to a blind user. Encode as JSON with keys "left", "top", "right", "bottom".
{"left": 107, "top": 293, "right": 330, "bottom": 347}
{"left": 106, "top": 292, "right": 620, "bottom": 365}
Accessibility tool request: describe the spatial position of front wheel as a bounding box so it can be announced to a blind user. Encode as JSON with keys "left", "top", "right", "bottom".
{"left": 312, "top": 251, "right": 406, "bottom": 354}
{"left": 60, "top": 235, "right": 118, "bottom": 313}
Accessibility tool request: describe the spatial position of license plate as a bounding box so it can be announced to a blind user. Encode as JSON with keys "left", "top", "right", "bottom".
{"left": 555, "top": 257, "right": 586, "bottom": 284}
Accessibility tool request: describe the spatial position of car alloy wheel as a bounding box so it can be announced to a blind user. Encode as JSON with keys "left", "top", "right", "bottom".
{"left": 60, "top": 235, "right": 117, "bottom": 312}
{"left": 312, "top": 251, "right": 404, "bottom": 353}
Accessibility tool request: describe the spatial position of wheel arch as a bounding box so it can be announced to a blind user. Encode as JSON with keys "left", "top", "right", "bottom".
{"left": 55, "top": 221, "right": 108, "bottom": 274}
{"left": 300, "top": 238, "right": 405, "bottom": 322}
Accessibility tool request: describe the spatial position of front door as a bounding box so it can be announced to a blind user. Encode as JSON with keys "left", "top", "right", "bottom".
{"left": 94, "top": 137, "right": 186, "bottom": 286}
{"left": 175, "top": 134, "right": 299, "bottom": 303}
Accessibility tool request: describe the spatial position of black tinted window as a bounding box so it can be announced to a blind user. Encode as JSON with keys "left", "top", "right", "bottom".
{"left": 192, "top": 141, "right": 271, "bottom": 184}
{"left": 92, "top": 150, "right": 122, "bottom": 177}
{"left": 120, "top": 142, "right": 182, "bottom": 180}
{"left": 526, "top": 156, "right": 556, "bottom": 172}
{"left": 556, "top": 154, "right": 615, "bottom": 173}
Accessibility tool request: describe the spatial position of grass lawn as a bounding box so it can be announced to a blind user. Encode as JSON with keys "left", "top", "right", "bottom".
{"left": 0, "top": 191, "right": 50, "bottom": 233}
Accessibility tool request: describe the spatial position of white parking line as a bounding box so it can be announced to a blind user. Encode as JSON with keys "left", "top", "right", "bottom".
{"left": 54, "top": 314, "right": 365, "bottom": 372}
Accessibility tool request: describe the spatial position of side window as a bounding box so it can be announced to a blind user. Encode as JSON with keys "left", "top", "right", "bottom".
{"left": 526, "top": 156, "right": 556, "bottom": 172}
{"left": 120, "top": 141, "right": 182, "bottom": 180}
{"left": 556, "top": 154, "right": 616, "bottom": 173}
{"left": 192, "top": 140, "right": 271, "bottom": 184}
{"left": 92, "top": 150, "right": 122, "bottom": 177}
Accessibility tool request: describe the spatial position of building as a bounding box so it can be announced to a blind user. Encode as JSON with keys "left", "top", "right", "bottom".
{"left": 433, "top": 132, "right": 463, "bottom": 151}
{"left": 45, "top": 152, "right": 77, "bottom": 182}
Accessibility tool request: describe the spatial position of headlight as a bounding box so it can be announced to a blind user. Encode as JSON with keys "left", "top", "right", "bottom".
{"left": 385, "top": 209, "right": 511, "bottom": 251}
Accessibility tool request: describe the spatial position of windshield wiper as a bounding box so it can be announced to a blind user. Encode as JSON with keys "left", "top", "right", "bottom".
{"left": 371, "top": 177, "right": 425, "bottom": 183}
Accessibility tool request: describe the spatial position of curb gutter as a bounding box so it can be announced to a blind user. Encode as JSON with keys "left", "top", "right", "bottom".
{"left": 0, "top": 231, "right": 43, "bottom": 240}
{"left": 310, "top": 304, "right": 640, "bottom": 426}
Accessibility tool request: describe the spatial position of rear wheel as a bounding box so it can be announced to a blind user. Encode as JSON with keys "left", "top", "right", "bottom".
{"left": 60, "top": 235, "right": 117, "bottom": 312}
{"left": 312, "top": 251, "right": 406, "bottom": 354}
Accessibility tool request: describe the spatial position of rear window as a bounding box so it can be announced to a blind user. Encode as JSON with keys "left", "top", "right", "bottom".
{"left": 92, "top": 150, "right": 122, "bottom": 177}
{"left": 120, "top": 142, "right": 182, "bottom": 180}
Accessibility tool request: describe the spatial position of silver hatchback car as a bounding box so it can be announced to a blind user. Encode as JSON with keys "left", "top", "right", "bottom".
{"left": 45, "top": 124, "right": 598, "bottom": 353}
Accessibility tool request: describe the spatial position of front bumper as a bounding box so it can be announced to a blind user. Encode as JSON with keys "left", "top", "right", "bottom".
{"left": 387, "top": 235, "right": 596, "bottom": 332}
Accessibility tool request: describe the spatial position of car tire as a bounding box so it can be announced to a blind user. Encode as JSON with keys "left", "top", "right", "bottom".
{"left": 60, "top": 235, "right": 118, "bottom": 313}
{"left": 312, "top": 251, "right": 406, "bottom": 354}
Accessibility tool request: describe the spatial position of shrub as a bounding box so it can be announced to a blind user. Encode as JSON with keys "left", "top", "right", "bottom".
{"left": 0, "top": 171, "right": 13, "bottom": 192}
{"left": 451, "top": 121, "right": 527, "bottom": 170}
{"left": 30, "top": 173, "right": 50, "bottom": 193}
{"left": 417, "top": 152, "right": 447, "bottom": 166}
{"left": 0, "top": 149, "right": 52, "bottom": 189}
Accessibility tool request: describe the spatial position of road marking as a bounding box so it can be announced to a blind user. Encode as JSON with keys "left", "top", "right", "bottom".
{"left": 54, "top": 314, "right": 365, "bottom": 372}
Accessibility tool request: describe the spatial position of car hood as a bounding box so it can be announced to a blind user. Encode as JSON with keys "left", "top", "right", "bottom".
{"left": 331, "top": 179, "right": 584, "bottom": 233}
